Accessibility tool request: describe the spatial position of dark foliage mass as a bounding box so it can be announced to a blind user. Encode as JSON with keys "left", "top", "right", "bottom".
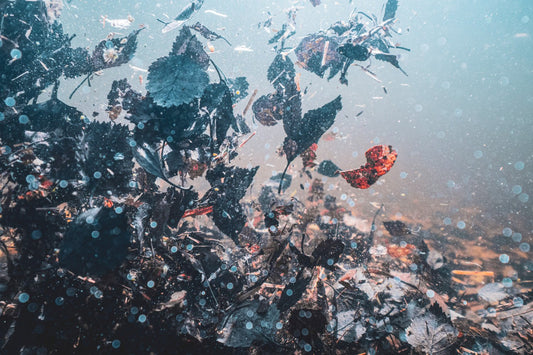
{"left": 1, "top": 1, "right": 530, "bottom": 355}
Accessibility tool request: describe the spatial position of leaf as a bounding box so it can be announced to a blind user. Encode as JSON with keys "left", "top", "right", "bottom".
{"left": 383, "top": 220, "right": 411, "bottom": 236}
{"left": 90, "top": 28, "right": 143, "bottom": 71}
{"left": 338, "top": 43, "right": 371, "bottom": 61}
{"left": 270, "top": 173, "right": 292, "bottom": 192}
{"left": 147, "top": 54, "right": 209, "bottom": 107}
{"left": 295, "top": 34, "right": 344, "bottom": 79}
{"left": 317, "top": 160, "right": 340, "bottom": 177}
{"left": 406, "top": 312, "right": 458, "bottom": 354}
{"left": 170, "top": 26, "right": 210, "bottom": 69}
{"left": 478, "top": 283, "right": 508, "bottom": 304}
{"left": 340, "top": 145, "right": 397, "bottom": 189}
{"left": 132, "top": 144, "right": 167, "bottom": 181}
{"left": 190, "top": 22, "right": 231, "bottom": 45}
{"left": 312, "top": 239, "right": 344, "bottom": 269}
{"left": 252, "top": 94, "right": 282, "bottom": 126}
{"left": 226, "top": 76, "right": 249, "bottom": 103}
{"left": 204, "top": 165, "right": 258, "bottom": 244}
{"left": 383, "top": 0, "right": 399, "bottom": 21}
{"left": 283, "top": 95, "right": 342, "bottom": 163}
{"left": 59, "top": 206, "right": 130, "bottom": 276}
{"left": 200, "top": 82, "right": 236, "bottom": 150}
{"left": 375, "top": 53, "right": 407, "bottom": 75}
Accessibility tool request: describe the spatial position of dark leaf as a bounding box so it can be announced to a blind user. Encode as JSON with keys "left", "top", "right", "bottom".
{"left": 295, "top": 34, "right": 344, "bottom": 79}
{"left": 375, "top": 53, "right": 407, "bottom": 75}
{"left": 59, "top": 206, "right": 130, "bottom": 276}
{"left": 338, "top": 43, "right": 370, "bottom": 61}
{"left": 277, "top": 271, "right": 312, "bottom": 313}
{"left": 226, "top": 77, "right": 249, "bottom": 103}
{"left": 317, "top": 160, "right": 340, "bottom": 177}
{"left": 270, "top": 173, "right": 292, "bottom": 192}
{"left": 170, "top": 26, "right": 210, "bottom": 69}
{"left": 383, "top": 220, "right": 412, "bottom": 236}
{"left": 383, "top": 0, "right": 399, "bottom": 21}
{"left": 200, "top": 82, "right": 236, "bottom": 150}
{"left": 147, "top": 54, "right": 209, "bottom": 107}
{"left": 252, "top": 94, "right": 282, "bottom": 126}
{"left": 90, "top": 28, "right": 143, "bottom": 72}
{"left": 312, "top": 239, "right": 344, "bottom": 270}
{"left": 190, "top": 22, "right": 231, "bottom": 45}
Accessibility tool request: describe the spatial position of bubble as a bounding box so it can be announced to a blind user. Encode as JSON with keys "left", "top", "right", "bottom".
{"left": 166, "top": 136, "right": 174, "bottom": 143}
{"left": 351, "top": 241, "right": 357, "bottom": 249}
{"left": 348, "top": 199, "right": 355, "bottom": 207}
{"left": 518, "top": 193, "right": 529, "bottom": 203}
{"left": 352, "top": 151, "right": 358, "bottom": 158}
{"left": 112, "top": 339, "right": 121, "bottom": 349}
{"left": 499, "top": 254, "right": 510, "bottom": 263}
{"left": 18, "top": 293, "right": 30, "bottom": 303}
{"left": 29, "top": 180, "right": 40, "bottom": 190}
{"left": 246, "top": 310, "right": 254, "bottom": 318}
{"left": 409, "top": 263, "right": 418, "bottom": 271}
{"left": 269, "top": 225, "right": 278, "bottom": 233}
{"left": 400, "top": 171, "right": 408, "bottom": 179}
{"left": 94, "top": 290, "right": 103, "bottom": 299}
{"left": 220, "top": 264, "right": 227, "bottom": 270}
{"left": 28, "top": 303, "right": 39, "bottom": 312}
{"left": 137, "top": 122, "right": 145, "bottom": 129}
{"left": 171, "top": 246, "right": 178, "bottom": 253}
{"left": 340, "top": 194, "right": 347, "bottom": 200}
{"left": 441, "top": 81, "right": 451, "bottom": 89}
{"left": 86, "top": 216, "right": 95, "bottom": 224}
{"left": 519, "top": 243, "right": 530, "bottom": 252}
{"left": 286, "top": 289, "right": 293, "bottom": 296}
{"left": 522, "top": 15, "right": 530, "bottom": 24}
{"left": 130, "top": 307, "right": 139, "bottom": 315}
{"left": 502, "top": 227, "right": 512, "bottom": 237}
{"left": 66, "top": 288, "right": 76, "bottom": 297}
{"left": 400, "top": 241, "right": 407, "bottom": 248}
{"left": 443, "top": 217, "right": 452, "bottom": 225}
{"left": 498, "top": 76, "right": 509, "bottom": 86}
{"left": 250, "top": 275, "right": 258, "bottom": 282}
{"left": 90, "top": 286, "right": 98, "bottom": 294}
{"left": 138, "top": 314, "right": 147, "bottom": 323}
{"left": 129, "top": 140, "right": 137, "bottom": 147}
{"left": 510, "top": 185, "right": 522, "bottom": 195}
{"left": 264, "top": 143, "right": 270, "bottom": 149}
{"left": 514, "top": 161, "right": 525, "bottom": 171}
{"left": 150, "top": 221, "right": 157, "bottom": 228}
{"left": 147, "top": 280, "right": 155, "bottom": 288}
{"left": 513, "top": 297, "right": 524, "bottom": 307}
{"left": 373, "top": 136, "right": 380, "bottom": 144}
{"left": 454, "top": 108, "right": 463, "bottom": 117}
{"left": 59, "top": 180, "right": 68, "bottom": 188}
{"left": 199, "top": 299, "right": 206, "bottom": 306}
{"left": 18, "top": 114, "right": 29, "bottom": 124}
{"left": 226, "top": 282, "right": 234, "bottom": 290}
{"left": 10, "top": 48, "right": 22, "bottom": 59}
{"left": 327, "top": 258, "right": 334, "bottom": 266}
{"left": 414, "top": 104, "right": 423, "bottom": 112}
{"left": 447, "top": 180, "right": 456, "bottom": 188}
{"left": 55, "top": 297, "right": 64, "bottom": 306}
{"left": 512, "top": 233, "right": 522, "bottom": 243}
{"left": 385, "top": 324, "right": 394, "bottom": 333}
{"left": 473, "top": 150, "right": 483, "bottom": 159}
{"left": 186, "top": 244, "right": 193, "bottom": 251}
{"left": 4, "top": 97, "right": 16, "bottom": 107}
{"left": 0, "top": 112, "right": 4, "bottom": 121}
{"left": 230, "top": 265, "right": 237, "bottom": 272}
{"left": 457, "top": 221, "right": 466, "bottom": 229}
{"left": 276, "top": 322, "right": 283, "bottom": 330}
{"left": 426, "top": 289, "right": 435, "bottom": 298}
{"left": 303, "top": 343, "right": 312, "bottom": 352}
{"left": 502, "top": 277, "right": 513, "bottom": 288}
{"left": 93, "top": 171, "right": 102, "bottom": 179}
{"left": 437, "top": 37, "right": 447, "bottom": 46}
{"left": 115, "top": 206, "right": 123, "bottom": 214}
{"left": 128, "top": 180, "right": 137, "bottom": 188}
{"left": 436, "top": 131, "right": 445, "bottom": 139}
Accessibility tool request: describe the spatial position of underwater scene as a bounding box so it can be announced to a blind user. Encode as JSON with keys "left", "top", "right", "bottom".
{"left": 0, "top": 0, "right": 532, "bottom": 353}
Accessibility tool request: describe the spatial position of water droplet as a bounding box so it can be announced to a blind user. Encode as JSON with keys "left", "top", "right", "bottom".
{"left": 186, "top": 244, "right": 193, "bottom": 251}
{"left": 502, "top": 278, "right": 513, "bottom": 287}
{"left": 115, "top": 206, "right": 123, "bottom": 214}
{"left": 499, "top": 254, "right": 510, "bottom": 263}
{"left": 113, "top": 152, "right": 124, "bottom": 161}
{"left": 31, "top": 230, "right": 43, "bottom": 240}
{"left": 286, "top": 289, "right": 293, "bottom": 296}
{"left": 457, "top": 221, "right": 466, "bottom": 229}
{"left": 473, "top": 150, "right": 483, "bottom": 159}
{"left": 250, "top": 275, "right": 258, "bottom": 282}
{"left": 443, "top": 217, "right": 452, "bottom": 225}
{"left": 502, "top": 227, "right": 512, "bottom": 237}
{"left": 27, "top": 303, "right": 38, "bottom": 312}
{"left": 150, "top": 221, "right": 157, "bottom": 228}
{"left": 512, "top": 233, "right": 522, "bottom": 243}
{"left": 137, "top": 122, "right": 145, "bottom": 129}
{"left": 351, "top": 241, "right": 357, "bottom": 249}
{"left": 4, "top": 97, "right": 16, "bottom": 107}
{"left": 91, "top": 231, "right": 100, "bottom": 239}
{"left": 414, "top": 104, "right": 423, "bottom": 112}
{"left": 0, "top": 112, "right": 4, "bottom": 121}
{"left": 55, "top": 297, "right": 64, "bottom": 306}
{"left": 130, "top": 307, "right": 139, "bottom": 314}
{"left": 129, "top": 140, "right": 137, "bottom": 147}
{"left": 10, "top": 48, "right": 22, "bottom": 59}
{"left": 18, "top": 293, "right": 30, "bottom": 303}
{"left": 93, "top": 171, "right": 102, "bottom": 179}
{"left": 498, "top": 76, "right": 509, "bottom": 86}
{"left": 199, "top": 299, "right": 206, "bottom": 307}
{"left": 400, "top": 241, "right": 407, "bottom": 248}
{"left": 352, "top": 151, "right": 358, "bottom": 158}
{"left": 86, "top": 216, "right": 95, "bottom": 224}
{"left": 301, "top": 328, "right": 309, "bottom": 336}
{"left": 518, "top": 193, "right": 529, "bottom": 203}
{"left": 511, "top": 185, "right": 522, "bottom": 195}
{"left": 246, "top": 310, "right": 254, "bottom": 317}
{"left": 138, "top": 314, "right": 147, "bottom": 323}
{"left": 18, "top": 114, "right": 29, "bottom": 124}
{"left": 447, "top": 180, "right": 456, "bottom": 188}
{"left": 276, "top": 322, "right": 283, "bottom": 330}
{"left": 147, "top": 280, "right": 154, "bottom": 288}
{"left": 426, "top": 290, "right": 435, "bottom": 298}
{"left": 230, "top": 265, "right": 237, "bottom": 272}
{"left": 519, "top": 243, "right": 530, "bottom": 252}
{"left": 340, "top": 194, "right": 347, "bottom": 200}
{"left": 513, "top": 297, "right": 524, "bottom": 307}
{"left": 112, "top": 339, "right": 121, "bottom": 349}
{"left": 521, "top": 15, "right": 530, "bottom": 24}
{"left": 269, "top": 225, "right": 278, "bottom": 233}
{"left": 400, "top": 171, "right": 408, "bottom": 179}
{"left": 59, "top": 180, "right": 68, "bottom": 188}
{"left": 514, "top": 161, "right": 525, "bottom": 171}
{"left": 170, "top": 246, "right": 178, "bottom": 253}
{"left": 327, "top": 258, "right": 334, "bottom": 266}
{"left": 409, "top": 263, "right": 418, "bottom": 271}
{"left": 304, "top": 344, "right": 312, "bottom": 352}
{"left": 226, "top": 282, "right": 234, "bottom": 290}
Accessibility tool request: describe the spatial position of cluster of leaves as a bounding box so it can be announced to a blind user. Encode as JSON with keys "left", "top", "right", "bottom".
{"left": 295, "top": 0, "right": 408, "bottom": 84}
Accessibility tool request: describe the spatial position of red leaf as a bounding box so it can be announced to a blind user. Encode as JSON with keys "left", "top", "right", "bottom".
{"left": 340, "top": 145, "right": 397, "bottom": 189}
